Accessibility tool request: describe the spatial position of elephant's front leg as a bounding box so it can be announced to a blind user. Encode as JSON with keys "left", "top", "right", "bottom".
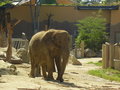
{"left": 55, "top": 56, "right": 62, "bottom": 81}
{"left": 58, "top": 52, "right": 69, "bottom": 82}
{"left": 30, "top": 63, "right": 36, "bottom": 78}
{"left": 47, "top": 57, "right": 54, "bottom": 80}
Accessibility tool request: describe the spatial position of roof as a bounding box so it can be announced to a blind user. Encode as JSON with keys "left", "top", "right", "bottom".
{"left": 76, "top": 6, "right": 119, "bottom": 10}
{"left": 0, "top": 0, "right": 32, "bottom": 10}
{"left": 56, "top": 0, "right": 74, "bottom": 4}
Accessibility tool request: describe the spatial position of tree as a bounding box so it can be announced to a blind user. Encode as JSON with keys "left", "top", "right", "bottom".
{"left": 0, "top": 0, "right": 12, "bottom": 6}
{"left": 41, "top": 0, "right": 56, "bottom": 4}
{"left": 75, "top": 13, "right": 108, "bottom": 51}
{"left": 72, "top": 0, "right": 81, "bottom": 3}
{"left": 104, "top": 0, "right": 120, "bottom": 4}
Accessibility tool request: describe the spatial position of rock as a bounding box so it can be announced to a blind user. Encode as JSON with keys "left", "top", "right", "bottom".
{"left": 71, "top": 48, "right": 81, "bottom": 58}
{"left": 85, "top": 48, "right": 96, "bottom": 57}
{"left": 96, "top": 50, "right": 102, "bottom": 57}
{"left": 9, "top": 58, "right": 23, "bottom": 64}
{"left": 0, "top": 61, "right": 18, "bottom": 75}
{"left": 0, "top": 47, "right": 23, "bottom": 64}
{"left": 0, "top": 52, "right": 6, "bottom": 60}
{"left": 69, "top": 54, "right": 82, "bottom": 65}
{"left": 16, "top": 48, "right": 29, "bottom": 63}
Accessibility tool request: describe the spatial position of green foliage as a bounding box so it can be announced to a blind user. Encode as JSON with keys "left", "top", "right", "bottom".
{"left": 41, "top": 0, "right": 56, "bottom": 4}
{"left": 104, "top": 0, "right": 120, "bottom": 4}
{"left": 87, "top": 61, "right": 102, "bottom": 66}
{"left": 88, "top": 69, "right": 120, "bottom": 82}
{"left": 75, "top": 12, "right": 108, "bottom": 51}
{"left": 0, "top": 0, "right": 11, "bottom": 6}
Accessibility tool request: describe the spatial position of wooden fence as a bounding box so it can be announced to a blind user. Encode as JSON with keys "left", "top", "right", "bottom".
{"left": 102, "top": 43, "right": 120, "bottom": 70}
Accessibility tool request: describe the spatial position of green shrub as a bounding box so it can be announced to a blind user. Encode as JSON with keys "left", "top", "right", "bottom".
{"left": 76, "top": 12, "right": 108, "bottom": 51}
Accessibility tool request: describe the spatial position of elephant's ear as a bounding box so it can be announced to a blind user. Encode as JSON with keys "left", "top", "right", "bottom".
{"left": 42, "top": 30, "right": 54, "bottom": 44}
{"left": 52, "top": 31, "right": 70, "bottom": 49}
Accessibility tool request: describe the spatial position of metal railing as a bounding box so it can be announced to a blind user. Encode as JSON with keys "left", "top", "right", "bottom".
{"left": 12, "top": 38, "right": 29, "bottom": 50}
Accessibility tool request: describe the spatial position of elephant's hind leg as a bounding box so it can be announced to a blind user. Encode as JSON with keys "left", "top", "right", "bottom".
{"left": 42, "top": 65, "right": 47, "bottom": 79}
{"left": 55, "top": 56, "right": 63, "bottom": 82}
{"left": 35, "top": 65, "right": 41, "bottom": 77}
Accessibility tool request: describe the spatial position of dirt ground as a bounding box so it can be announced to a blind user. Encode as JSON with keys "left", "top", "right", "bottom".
{"left": 0, "top": 58, "right": 120, "bottom": 90}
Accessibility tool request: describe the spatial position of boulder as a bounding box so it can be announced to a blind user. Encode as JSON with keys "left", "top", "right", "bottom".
{"left": 96, "top": 50, "right": 102, "bottom": 57}
{"left": 0, "top": 47, "right": 22, "bottom": 64}
{"left": 0, "top": 52, "right": 6, "bottom": 60}
{"left": 85, "top": 48, "right": 96, "bottom": 57}
{"left": 0, "top": 61, "right": 18, "bottom": 75}
{"left": 16, "top": 48, "right": 29, "bottom": 63}
{"left": 69, "top": 54, "right": 82, "bottom": 65}
{"left": 71, "top": 48, "right": 81, "bottom": 58}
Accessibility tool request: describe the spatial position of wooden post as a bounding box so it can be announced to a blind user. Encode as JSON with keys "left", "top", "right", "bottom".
{"left": 114, "top": 44, "right": 120, "bottom": 70}
{"left": 102, "top": 43, "right": 109, "bottom": 69}
{"left": 5, "top": 13, "right": 13, "bottom": 62}
{"left": 102, "top": 44, "right": 105, "bottom": 68}
{"left": 80, "top": 41, "right": 85, "bottom": 58}
{"left": 119, "top": 45, "right": 120, "bottom": 60}
{"left": 109, "top": 44, "right": 114, "bottom": 68}
{"left": 114, "top": 44, "right": 119, "bottom": 60}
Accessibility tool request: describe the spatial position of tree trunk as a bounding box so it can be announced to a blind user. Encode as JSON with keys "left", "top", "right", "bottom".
{"left": 5, "top": 13, "right": 13, "bottom": 62}
{"left": 0, "top": 25, "right": 7, "bottom": 47}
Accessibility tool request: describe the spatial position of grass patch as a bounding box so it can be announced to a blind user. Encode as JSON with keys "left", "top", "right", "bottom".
{"left": 88, "top": 69, "right": 120, "bottom": 82}
{"left": 87, "top": 61, "right": 102, "bottom": 66}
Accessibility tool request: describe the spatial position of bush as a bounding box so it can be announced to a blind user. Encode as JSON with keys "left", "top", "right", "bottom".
{"left": 75, "top": 13, "right": 108, "bottom": 51}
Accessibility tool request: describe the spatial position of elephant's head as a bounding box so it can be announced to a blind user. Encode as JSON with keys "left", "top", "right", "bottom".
{"left": 52, "top": 30, "right": 71, "bottom": 50}
{"left": 43, "top": 29, "right": 71, "bottom": 51}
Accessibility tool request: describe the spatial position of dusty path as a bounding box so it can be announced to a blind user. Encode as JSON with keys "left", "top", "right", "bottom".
{"left": 0, "top": 58, "right": 120, "bottom": 90}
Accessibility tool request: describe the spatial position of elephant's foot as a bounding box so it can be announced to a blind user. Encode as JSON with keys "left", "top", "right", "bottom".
{"left": 56, "top": 77, "right": 64, "bottom": 82}
{"left": 47, "top": 76, "right": 54, "bottom": 81}
{"left": 29, "top": 73, "right": 35, "bottom": 78}
{"left": 35, "top": 73, "right": 41, "bottom": 77}
{"left": 43, "top": 77, "right": 54, "bottom": 81}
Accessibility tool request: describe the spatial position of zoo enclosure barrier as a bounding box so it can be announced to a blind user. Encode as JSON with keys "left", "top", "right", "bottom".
{"left": 12, "top": 38, "right": 29, "bottom": 50}
{"left": 102, "top": 43, "right": 120, "bottom": 70}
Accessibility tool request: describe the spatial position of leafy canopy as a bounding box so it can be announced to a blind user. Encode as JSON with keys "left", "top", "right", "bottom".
{"left": 0, "top": 0, "right": 12, "bottom": 6}
{"left": 76, "top": 12, "right": 108, "bottom": 51}
{"left": 41, "top": 0, "right": 56, "bottom": 4}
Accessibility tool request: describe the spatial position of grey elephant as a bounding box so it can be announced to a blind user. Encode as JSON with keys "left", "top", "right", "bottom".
{"left": 29, "top": 29, "right": 71, "bottom": 82}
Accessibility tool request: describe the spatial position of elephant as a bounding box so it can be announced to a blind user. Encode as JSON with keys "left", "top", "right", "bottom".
{"left": 28, "top": 29, "right": 71, "bottom": 82}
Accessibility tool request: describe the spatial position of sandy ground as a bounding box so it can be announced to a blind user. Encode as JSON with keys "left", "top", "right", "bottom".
{"left": 0, "top": 58, "right": 120, "bottom": 90}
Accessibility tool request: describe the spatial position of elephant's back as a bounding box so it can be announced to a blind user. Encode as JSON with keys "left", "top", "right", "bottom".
{"left": 28, "top": 31, "right": 49, "bottom": 64}
{"left": 29, "top": 31, "right": 47, "bottom": 54}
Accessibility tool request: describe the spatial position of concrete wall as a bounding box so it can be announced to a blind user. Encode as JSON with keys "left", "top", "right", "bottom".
{"left": 9, "top": 5, "right": 111, "bottom": 41}
{"left": 111, "top": 10, "right": 120, "bottom": 43}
